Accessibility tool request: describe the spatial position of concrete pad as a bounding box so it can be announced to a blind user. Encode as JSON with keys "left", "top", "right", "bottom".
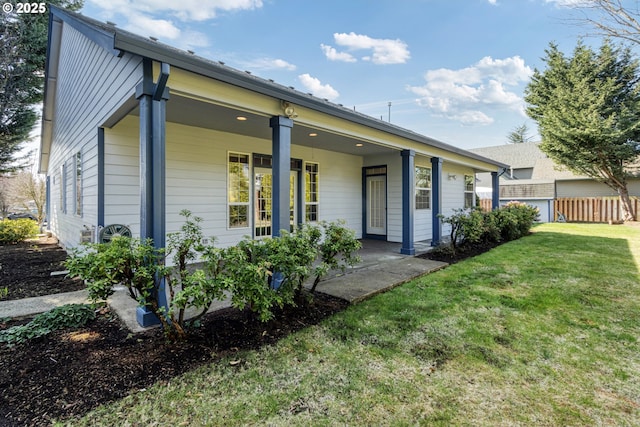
{"left": 0, "top": 290, "right": 89, "bottom": 319}
{"left": 313, "top": 257, "right": 448, "bottom": 303}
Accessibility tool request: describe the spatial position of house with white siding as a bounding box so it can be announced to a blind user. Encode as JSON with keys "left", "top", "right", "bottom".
{"left": 40, "top": 7, "right": 506, "bottom": 267}
{"left": 471, "top": 142, "right": 640, "bottom": 222}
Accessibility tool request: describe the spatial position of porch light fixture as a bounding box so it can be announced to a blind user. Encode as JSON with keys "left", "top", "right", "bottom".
{"left": 309, "top": 133, "right": 318, "bottom": 137}
{"left": 282, "top": 101, "right": 298, "bottom": 118}
{"left": 236, "top": 116, "right": 248, "bottom": 121}
{"left": 356, "top": 143, "right": 364, "bottom": 147}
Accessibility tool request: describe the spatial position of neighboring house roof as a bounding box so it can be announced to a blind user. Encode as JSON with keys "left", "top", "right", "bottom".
{"left": 41, "top": 6, "right": 508, "bottom": 172}
{"left": 470, "top": 141, "right": 545, "bottom": 170}
{"left": 471, "top": 142, "right": 592, "bottom": 181}
{"left": 471, "top": 141, "right": 640, "bottom": 182}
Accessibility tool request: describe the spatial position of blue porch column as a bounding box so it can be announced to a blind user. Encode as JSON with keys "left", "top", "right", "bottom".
{"left": 400, "top": 149, "right": 415, "bottom": 255}
{"left": 491, "top": 171, "right": 500, "bottom": 210}
{"left": 270, "top": 116, "right": 293, "bottom": 237}
{"left": 135, "top": 60, "right": 170, "bottom": 327}
{"left": 431, "top": 157, "right": 443, "bottom": 246}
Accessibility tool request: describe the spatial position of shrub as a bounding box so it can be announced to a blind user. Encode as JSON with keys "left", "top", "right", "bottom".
{"left": 494, "top": 201, "right": 539, "bottom": 241}
{"left": 310, "top": 220, "right": 361, "bottom": 292}
{"left": 220, "top": 220, "right": 360, "bottom": 322}
{"left": 0, "top": 304, "right": 96, "bottom": 346}
{"left": 66, "top": 214, "right": 362, "bottom": 339}
{"left": 66, "top": 210, "right": 226, "bottom": 340}
{"left": 0, "top": 218, "right": 39, "bottom": 245}
{"left": 438, "top": 202, "right": 539, "bottom": 255}
{"left": 439, "top": 208, "right": 485, "bottom": 254}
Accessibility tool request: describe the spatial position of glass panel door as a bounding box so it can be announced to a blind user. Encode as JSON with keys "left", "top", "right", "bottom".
{"left": 366, "top": 175, "right": 386, "bottom": 235}
{"left": 254, "top": 168, "right": 297, "bottom": 238}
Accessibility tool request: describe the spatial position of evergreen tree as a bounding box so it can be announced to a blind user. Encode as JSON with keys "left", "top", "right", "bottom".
{"left": 0, "top": 0, "right": 82, "bottom": 172}
{"left": 525, "top": 40, "right": 640, "bottom": 221}
{"left": 507, "top": 123, "right": 533, "bottom": 144}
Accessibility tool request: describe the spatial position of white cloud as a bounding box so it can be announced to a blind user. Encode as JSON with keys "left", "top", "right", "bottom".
{"left": 487, "top": 0, "right": 498, "bottom": 4}
{"left": 408, "top": 56, "right": 533, "bottom": 126}
{"left": 89, "top": 0, "right": 263, "bottom": 21}
{"left": 298, "top": 74, "right": 340, "bottom": 100}
{"left": 125, "top": 14, "right": 181, "bottom": 40}
{"left": 321, "top": 44, "right": 357, "bottom": 63}
{"left": 323, "top": 32, "right": 410, "bottom": 65}
{"left": 246, "top": 58, "right": 297, "bottom": 71}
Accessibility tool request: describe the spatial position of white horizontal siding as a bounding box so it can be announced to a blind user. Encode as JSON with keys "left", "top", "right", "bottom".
{"left": 48, "top": 23, "right": 143, "bottom": 248}
{"left": 103, "top": 117, "right": 364, "bottom": 248}
{"left": 415, "top": 157, "right": 433, "bottom": 242}
{"left": 440, "top": 163, "right": 475, "bottom": 236}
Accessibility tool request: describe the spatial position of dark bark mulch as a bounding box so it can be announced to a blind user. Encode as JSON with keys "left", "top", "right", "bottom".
{"left": 418, "top": 240, "right": 504, "bottom": 264}
{"left": 0, "top": 239, "right": 348, "bottom": 426}
{"left": 0, "top": 236, "right": 84, "bottom": 300}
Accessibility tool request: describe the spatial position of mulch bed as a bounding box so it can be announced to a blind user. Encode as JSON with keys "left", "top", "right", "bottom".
{"left": 0, "top": 236, "right": 84, "bottom": 300}
{"left": 0, "top": 238, "right": 348, "bottom": 426}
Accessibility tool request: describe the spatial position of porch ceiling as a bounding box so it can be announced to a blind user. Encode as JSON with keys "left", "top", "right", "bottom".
{"left": 159, "top": 94, "right": 398, "bottom": 157}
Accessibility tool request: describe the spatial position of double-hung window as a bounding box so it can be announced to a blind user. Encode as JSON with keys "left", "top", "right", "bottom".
{"left": 75, "top": 152, "right": 83, "bottom": 216}
{"left": 305, "top": 162, "right": 319, "bottom": 222}
{"left": 228, "top": 152, "right": 250, "bottom": 228}
{"left": 415, "top": 166, "right": 431, "bottom": 209}
{"left": 60, "top": 164, "right": 66, "bottom": 214}
{"left": 464, "top": 175, "right": 474, "bottom": 208}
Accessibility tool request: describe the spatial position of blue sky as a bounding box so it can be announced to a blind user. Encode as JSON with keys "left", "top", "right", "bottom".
{"left": 79, "top": 0, "right": 599, "bottom": 149}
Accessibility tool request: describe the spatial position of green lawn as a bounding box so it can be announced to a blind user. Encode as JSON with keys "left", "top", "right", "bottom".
{"left": 66, "top": 223, "right": 640, "bottom": 426}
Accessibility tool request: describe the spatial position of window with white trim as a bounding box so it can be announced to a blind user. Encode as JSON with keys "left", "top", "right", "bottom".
{"left": 464, "top": 175, "right": 474, "bottom": 208}
{"left": 415, "top": 166, "right": 431, "bottom": 209}
{"left": 228, "top": 152, "right": 250, "bottom": 228}
{"left": 75, "top": 152, "right": 83, "bottom": 216}
{"left": 305, "top": 162, "right": 319, "bottom": 222}
{"left": 60, "top": 164, "right": 66, "bottom": 214}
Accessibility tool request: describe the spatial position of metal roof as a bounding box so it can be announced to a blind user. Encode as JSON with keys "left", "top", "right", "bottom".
{"left": 46, "top": 5, "right": 507, "bottom": 170}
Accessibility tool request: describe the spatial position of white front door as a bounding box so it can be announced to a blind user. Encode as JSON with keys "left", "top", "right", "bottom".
{"left": 366, "top": 175, "right": 386, "bottom": 235}
{"left": 254, "top": 168, "right": 297, "bottom": 238}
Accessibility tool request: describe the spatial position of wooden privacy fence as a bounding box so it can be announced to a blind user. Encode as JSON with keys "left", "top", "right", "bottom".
{"left": 554, "top": 197, "right": 640, "bottom": 222}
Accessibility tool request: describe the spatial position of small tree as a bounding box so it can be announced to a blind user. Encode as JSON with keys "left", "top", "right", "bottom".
{"left": 507, "top": 123, "right": 534, "bottom": 144}
{"left": 525, "top": 40, "right": 640, "bottom": 221}
{"left": 9, "top": 171, "right": 46, "bottom": 223}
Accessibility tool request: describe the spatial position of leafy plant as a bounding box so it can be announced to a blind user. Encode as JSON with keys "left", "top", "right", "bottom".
{"left": 0, "top": 218, "right": 39, "bottom": 245}
{"left": 310, "top": 220, "right": 362, "bottom": 293}
{"left": 66, "top": 214, "right": 363, "bottom": 338}
{"left": 166, "top": 210, "right": 227, "bottom": 335}
{"left": 66, "top": 210, "right": 227, "bottom": 340}
{"left": 0, "top": 304, "right": 95, "bottom": 345}
{"left": 0, "top": 287, "right": 7, "bottom": 300}
{"left": 438, "top": 203, "right": 539, "bottom": 255}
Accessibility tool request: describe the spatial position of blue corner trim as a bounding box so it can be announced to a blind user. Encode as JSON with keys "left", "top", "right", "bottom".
{"left": 401, "top": 150, "right": 415, "bottom": 255}
{"left": 270, "top": 116, "right": 292, "bottom": 237}
{"left": 431, "top": 157, "right": 443, "bottom": 247}
{"left": 97, "top": 128, "right": 104, "bottom": 227}
{"left": 491, "top": 171, "right": 500, "bottom": 210}
{"left": 136, "top": 306, "right": 160, "bottom": 327}
{"left": 45, "top": 175, "right": 50, "bottom": 227}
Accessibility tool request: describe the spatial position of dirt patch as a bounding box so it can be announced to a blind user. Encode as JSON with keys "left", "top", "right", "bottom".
{"left": 0, "top": 238, "right": 348, "bottom": 426}
{"left": 0, "top": 236, "right": 84, "bottom": 300}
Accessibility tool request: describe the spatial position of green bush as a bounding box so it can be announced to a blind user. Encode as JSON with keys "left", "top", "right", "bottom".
{"left": 221, "top": 220, "right": 360, "bottom": 322}
{"left": 438, "top": 202, "right": 539, "bottom": 255}
{"left": 494, "top": 201, "right": 539, "bottom": 241}
{"left": 0, "top": 218, "right": 39, "bottom": 245}
{"left": 0, "top": 304, "right": 96, "bottom": 345}
{"left": 66, "top": 213, "right": 362, "bottom": 339}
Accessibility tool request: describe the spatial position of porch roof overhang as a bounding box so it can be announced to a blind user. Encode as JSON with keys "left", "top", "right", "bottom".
{"left": 41, "top": 6, "right": 508, "bottom": 174}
